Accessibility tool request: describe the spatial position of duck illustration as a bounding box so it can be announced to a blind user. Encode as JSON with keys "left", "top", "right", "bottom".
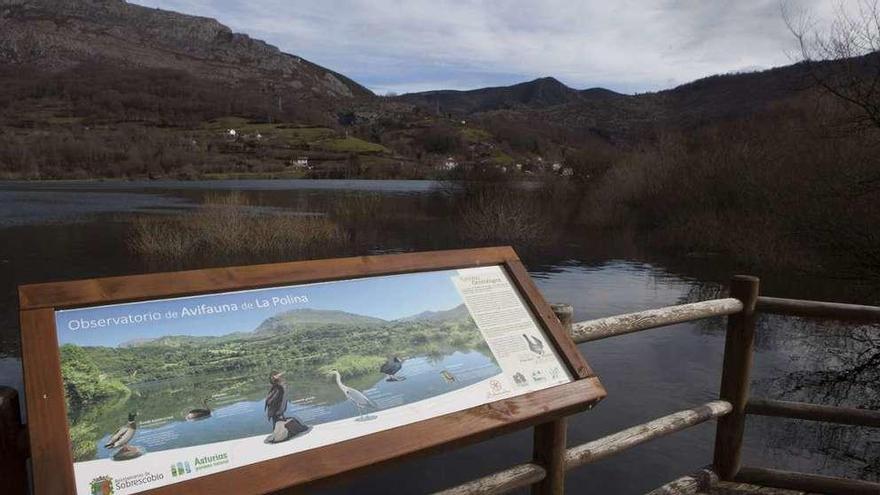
{"left": 440, "top": 370, "right": 456, "bottom": 383}
{"left": 185, "top": 399, "right": 212, "bottom": 421}
{"left": 264, "top": 371, "right": 309, "bottom": 443}
{"left": 380, "top": 356, "right": 405, "bottom": 381}
{"left": 523, "top": 334, "right": 545, "bottom": 356}
{"left": 105, "top": 412, "right": 137, "bottom": 450}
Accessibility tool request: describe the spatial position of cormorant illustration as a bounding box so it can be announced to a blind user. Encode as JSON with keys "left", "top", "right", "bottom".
{"left": 265, "top": 371, "right": 288, "bottom": 423}
{"left": 379, "top": 356, "right": 405, "bottom": 381}
{"left": 264, "top": 371, "right": 309, "bottom": 443}
{"left": 523, "top": 334, "right": 545, "bottom": 355}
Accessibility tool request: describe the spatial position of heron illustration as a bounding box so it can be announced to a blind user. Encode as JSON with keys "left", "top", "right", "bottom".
{"left": 329, "top": 369, "right": 378, "bottom": 420}
{"left": 105, "top": 412, "right": 137, "bottom": 450}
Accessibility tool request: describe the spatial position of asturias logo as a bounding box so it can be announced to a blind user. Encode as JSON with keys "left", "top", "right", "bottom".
{"left": 171, "top": 460, "right": 193, "bottom": 477}
{"left": 90, "top": 475, "right": 114, "bottom": 495}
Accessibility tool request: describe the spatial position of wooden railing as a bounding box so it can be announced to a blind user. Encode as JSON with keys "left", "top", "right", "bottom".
{"left": 1, "top": 275, "right": 879, "bottom": 494}
{"left": 437, "top": 275, "right": 880, "bottom": 495}
{"left": 729, "top": 290, "right": 880, "bottom": 495}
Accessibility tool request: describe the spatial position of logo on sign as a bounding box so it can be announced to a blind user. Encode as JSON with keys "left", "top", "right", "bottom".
{"left": 90, "top": 476, "right": 114, "bottom": 495}
{"left": 171, "top": 460, "right": 193, "bottom": 477}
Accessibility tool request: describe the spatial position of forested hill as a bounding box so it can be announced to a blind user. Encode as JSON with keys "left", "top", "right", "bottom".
{"left": 395, "top": 62, "right": 823, "bottom": 138}
{"left": 255, "top": 308, "right": 388, "bottom": 334}
{"left": 101, "top": 305, "right": 473, "bottom": 350}
{"left": 1, "top": 0, "right": 873, "bottom": 181}
{"left": 59, "top": 303, "right": 485, "bottom": 411}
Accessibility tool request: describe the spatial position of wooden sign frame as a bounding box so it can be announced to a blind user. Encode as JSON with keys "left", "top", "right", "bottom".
{"left": 19, "top": 246, "right": 605, "bottom": 495}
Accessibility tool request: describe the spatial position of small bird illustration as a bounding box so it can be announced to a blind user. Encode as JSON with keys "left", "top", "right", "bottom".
{"left": 330, "top": 369, "right": 378, "bottom": 420}
{"left": 523, "top": 334, "right": 545, "bottom": 355}
{"left": 379, "top": 356, "right": 405, "bottom": 381}
{"left": 440, "top": 370, "right": 456, "bottom": 383}
{"left": 105, "top": 412, "right": 137, "bottom": 450}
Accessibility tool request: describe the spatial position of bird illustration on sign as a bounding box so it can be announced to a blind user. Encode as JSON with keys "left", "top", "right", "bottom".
{"left": 330, "top": 369, "right": 379, "bottom": 421}
{"left": 264, "top": 371, "right": 310, "bottom": 443}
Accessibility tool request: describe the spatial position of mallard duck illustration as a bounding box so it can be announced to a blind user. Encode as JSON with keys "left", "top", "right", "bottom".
{"left": 105, "top": 412, "right": 137, "bottom": 450}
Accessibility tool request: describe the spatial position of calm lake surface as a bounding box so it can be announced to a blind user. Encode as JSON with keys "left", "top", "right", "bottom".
{"left": 0, "top": 180, "right": 876, "bottom": 493}
{"left": 92, "top": 353, "right": 500, "bottom": 460}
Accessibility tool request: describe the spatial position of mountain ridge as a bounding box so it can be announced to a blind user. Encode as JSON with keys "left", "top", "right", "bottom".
{"left": 120, "top": 304, "right": 472, "bottom": 347}
{"left": 0, "top": 0, "right": 371, "bottom": 99}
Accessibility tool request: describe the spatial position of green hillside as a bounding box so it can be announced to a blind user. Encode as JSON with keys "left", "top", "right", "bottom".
{"left": 62, "top": 305, "right": 488, "bottom": 418}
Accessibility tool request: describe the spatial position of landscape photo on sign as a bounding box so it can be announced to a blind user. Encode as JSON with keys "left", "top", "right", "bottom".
{"left": 55, "top": 265, "right": 572, "bottom": 494}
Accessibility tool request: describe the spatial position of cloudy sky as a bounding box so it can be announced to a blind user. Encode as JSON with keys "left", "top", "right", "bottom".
{"left": 130, "top": 0, "right": 845, "bottom": 95}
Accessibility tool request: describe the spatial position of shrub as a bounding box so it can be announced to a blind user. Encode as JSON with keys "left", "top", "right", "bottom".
{"left": 457, "top": 185, "right": 554, "bottom": 247}
{"left": 318, "top": 354, "right": 386, "bottom": 378}
{"left": 129, "top": 193, "right": 349, "bottom": 262}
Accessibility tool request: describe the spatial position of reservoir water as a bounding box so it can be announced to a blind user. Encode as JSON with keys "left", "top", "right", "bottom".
{"left": 0, "top": 180, "right": 876, "bottom": 493}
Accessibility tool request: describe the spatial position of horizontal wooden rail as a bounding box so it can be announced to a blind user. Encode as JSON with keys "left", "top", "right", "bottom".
{"left": 434, "top": 401, "right": 732, "bottom": 494}
{"left": 756, "top": 296, "right": 880, "bottom": 322}
{"left": 565, "top": 401, "right": 732, "bottom": 469}
{"left": 735, "top": 466, "right": 880, "bottom": 495}
{"left": 746, "top": 398, "right": 880, "bottom": 428}
{"left": 644, "top": 468, "right": 718, "bottom": 495}
{"left": 571, "top": 298, "right": 743, "bottom": 343}
{"left": 433, "top": 463, "right": 545, "bottom": 495}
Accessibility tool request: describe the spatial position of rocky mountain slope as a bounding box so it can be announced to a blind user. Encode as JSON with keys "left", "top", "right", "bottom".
{"left": 0, "top": 0, "right": 371, "bottom": 99}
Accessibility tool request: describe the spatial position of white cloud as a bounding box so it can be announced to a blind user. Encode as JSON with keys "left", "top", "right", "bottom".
{"left": 129, "top": 0, "right": 844, "bottom": 94}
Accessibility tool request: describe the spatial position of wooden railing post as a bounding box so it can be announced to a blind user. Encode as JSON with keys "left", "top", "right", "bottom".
{"left": 531, "top": 304, "right": 573, "bottom": 495}
{"left": 0, "top": 386, "right": 29, "bottom": 494}
{"left": 713, "top": 275, "right": 759, "bottom": 480}
{"left": 532, "top": 420, "right": 566, "bottom": 495}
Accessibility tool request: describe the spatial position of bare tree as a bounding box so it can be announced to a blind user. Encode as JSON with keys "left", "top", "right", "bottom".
{"left": 785, "top": 0, "right": 880, "bottom": 130}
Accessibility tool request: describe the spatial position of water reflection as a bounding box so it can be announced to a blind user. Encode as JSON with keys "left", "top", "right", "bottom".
{"left": 87, "top": 353, "right": 499, "bottom": 461}
{"left": 0, "top": 181, "right": 876, "bottom": 493}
